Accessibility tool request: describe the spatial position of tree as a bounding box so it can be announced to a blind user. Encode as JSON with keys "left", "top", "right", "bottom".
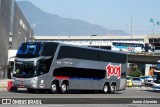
{"left": 128, "top": 65, "right": 141, "bottom": 77}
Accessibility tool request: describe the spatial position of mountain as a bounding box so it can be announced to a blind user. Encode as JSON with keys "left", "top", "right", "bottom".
{"left": 17, "top": 1, "right": 128, "bottom": 36}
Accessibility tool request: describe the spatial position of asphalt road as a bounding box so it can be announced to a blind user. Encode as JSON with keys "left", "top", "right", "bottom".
{"left": 0, "top": 86, "right": 160, "bottom": 107}
{"left": 0, "top": 86, "right": 159, "bottom": 98}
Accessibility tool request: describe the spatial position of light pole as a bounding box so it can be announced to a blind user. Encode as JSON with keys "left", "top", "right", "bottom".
{"left": 30, "top": 22, "right": 40, "bottom": 42}
{"left": 126, "top": 15, "right": 133, "bottom": 39}
{"left": 99, "top": 33, "right": 102, "bottom": 49}
{"left": 131, "top": 15, "right": 133, "bottom": 39}
{"left": 90, "top": 24, "right": 96, "bottom": 45}
{"left": 90, "top": 35, "right": 96, "bottom": 45}
{"left": 150, "top": 18, "right": 155, "bottom": 47}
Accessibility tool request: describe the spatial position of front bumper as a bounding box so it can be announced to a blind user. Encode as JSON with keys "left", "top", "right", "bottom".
{"left": 12, "top": 77, "right": 39, "bottom": 89}
{"left": 13, "top": 80, "right": 38, "bottom": 89}
{"left": 132, "top": 82, "right": 142, "bottom": 86}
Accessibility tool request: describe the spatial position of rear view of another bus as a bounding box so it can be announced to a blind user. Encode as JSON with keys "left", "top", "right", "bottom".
{"left": 112, "top": 42, "right": 154, "bottom": 54}
{"left": 112, "top": 42, "right": 145, "bottom": 53}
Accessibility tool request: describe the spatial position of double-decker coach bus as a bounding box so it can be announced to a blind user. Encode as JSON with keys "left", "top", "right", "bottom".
{"left": 112, "top": 42, "right": 154, "bottom": 53}
{"left": 12, "top": 42, "right": 127, "bottom": 94}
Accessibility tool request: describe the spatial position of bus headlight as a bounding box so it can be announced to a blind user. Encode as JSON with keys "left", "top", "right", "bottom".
{"left": 31, "top": 77, "right": 38, "bottom": 83}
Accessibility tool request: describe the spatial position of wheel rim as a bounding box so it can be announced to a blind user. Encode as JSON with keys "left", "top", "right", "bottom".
{"left": 62, "top": 84, "right": 67, "bottom": 91}
{"left": 104, "top": 85, "right": 108, "bottom": 92}
{"left": 51, "top": 84, "right": 57, "bottom": 92}
{"left": 111, "top": 86, "right": 114, "bottom": 91}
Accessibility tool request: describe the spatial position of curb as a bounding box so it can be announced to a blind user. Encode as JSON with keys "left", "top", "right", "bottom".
{"left": 0, "top": 79, "right": 10, "bottom": 88}
{"left": 0, "top": 83, "right": 8, "bottom": 88}
{"left": 0, "top": 86, "right": 7, "bottom": 88}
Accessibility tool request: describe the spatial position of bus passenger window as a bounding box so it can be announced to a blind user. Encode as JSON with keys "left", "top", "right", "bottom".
{"left": 37, "top": 58, "right": 53, "bottom": 75}
{"left": 39, "top": 65, "right": 47, "bottom": 75}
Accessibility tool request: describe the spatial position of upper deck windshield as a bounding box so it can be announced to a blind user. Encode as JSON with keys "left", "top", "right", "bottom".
{"left": 16, "top": 43, "right": 43, "bottom": 58}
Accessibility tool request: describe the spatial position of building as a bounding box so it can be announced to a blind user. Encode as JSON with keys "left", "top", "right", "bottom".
{"left": 0, "top": 0, "right": 33, "bottom": 79}
{"left": 9, "top": 0, "right": 34, "bottom": 49}
{"left": 0, "top": 0, "right": 11, "bottom": 71}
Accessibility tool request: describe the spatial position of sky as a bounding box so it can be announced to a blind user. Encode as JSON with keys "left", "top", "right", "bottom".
{"left": 16, "top": 0, "right": 160, "bottom": 35}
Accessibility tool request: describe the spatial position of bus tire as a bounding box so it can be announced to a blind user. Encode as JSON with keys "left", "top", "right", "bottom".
{"left": 50, "top": 82, "right": 58, "bottom": 94}
{"left": 61, "top": 82, "right": 68, "bottom": 94}
{"left": 109, "top": 84, "right": 116, "bottom": 94}
{"left": 103, "top": 83, "right": 109, "bottom": 94}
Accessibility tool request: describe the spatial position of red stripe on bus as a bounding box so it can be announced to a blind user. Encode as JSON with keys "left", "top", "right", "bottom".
{"left": 55, "top": 76, "right": 69, "bottom": 79}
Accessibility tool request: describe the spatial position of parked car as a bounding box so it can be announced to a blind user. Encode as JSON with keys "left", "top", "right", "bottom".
{"left": 127, "top": 76, "right": 133, "bottom": 87}
{"left": 132, "top": 77, "right": 142, "bottom": 87}
{"left": 144, "top": 76, "right": 153, "bottom": 86}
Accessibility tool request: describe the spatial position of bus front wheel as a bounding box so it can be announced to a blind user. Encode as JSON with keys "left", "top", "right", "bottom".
{"left": 50, "top": 82, "right": 58, "bottom": 94}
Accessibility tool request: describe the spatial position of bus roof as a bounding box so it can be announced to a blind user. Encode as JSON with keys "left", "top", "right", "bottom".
{"left": 20, "top": 42, "right": 127, "bottom": 55}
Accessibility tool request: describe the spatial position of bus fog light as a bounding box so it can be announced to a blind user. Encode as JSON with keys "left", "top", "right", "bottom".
{"left": 31, "top": 77, "right": 38, "bottom": 83}
{"left": 32, "top": 84, "right": 37, "bottom": 87}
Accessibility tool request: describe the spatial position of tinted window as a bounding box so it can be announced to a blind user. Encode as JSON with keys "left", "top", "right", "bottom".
{"left": 37, "top": 58, "right": 53, "bottom": 75}
{"left": 113, "top": 42, "right": 144, "bottom": 48}
{"left": 57, "top": 46, "right": 99, "bottom": 61}
{"left": 16, "top": 42, "right": 59, "bottom": 58}
{"left": 99, "top": 51, "right": 127, "bottom": 63}
{"left": 41, "top": 42, "right": 59, "bottom": 56}
{"left": 58, "top": 46, "right": 127, "bottom": 63}
{"left": 132, "top": 78, "right": 140, "bottom": 81}
{"left": 89, "top": 46, "right": 111, "bottom": 50}
{"left": 17, "top": 44, "right": 42, "bottom": 58}
{"left": 53, "top": 67, "right": 105, "bottom": 79}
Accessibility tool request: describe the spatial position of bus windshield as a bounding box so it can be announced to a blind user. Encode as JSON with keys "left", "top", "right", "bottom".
{"left": 17, "top": 43, "right": 42, "bottom": 58}
{"left": 14, "top": 61, "right": 37, "bottom": 78}
{"left": 155, "top": 64, "right": 160, "bottom": 70}
{"left": 153, "top": 72, "right": 160, "bottom": 83}
{"left": 13, "top": 57, "right": 53, "bottom": 78}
